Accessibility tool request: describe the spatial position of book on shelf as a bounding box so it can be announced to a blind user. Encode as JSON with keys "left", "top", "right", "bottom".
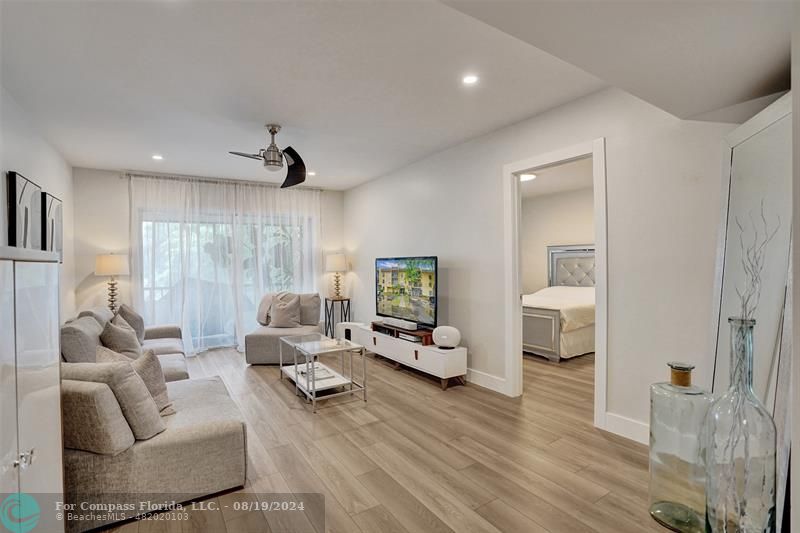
{"left": 297, "top": 363, "right": 337, "bottom": 381}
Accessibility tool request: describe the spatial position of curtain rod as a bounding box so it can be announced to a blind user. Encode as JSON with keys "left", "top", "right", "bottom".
{"left": 122, "top": 171, "right": 324, "bottom": 192}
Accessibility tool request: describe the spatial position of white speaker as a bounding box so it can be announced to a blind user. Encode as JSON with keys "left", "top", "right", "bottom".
{"left": 335, "top": 322, "right": 364, "bottom": 341}
{"left": 433, "top": 326, "right": 461, "bottom": 349}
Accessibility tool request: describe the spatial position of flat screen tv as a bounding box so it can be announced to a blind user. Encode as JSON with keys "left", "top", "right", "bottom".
{"left": 375, "top": 256, "right": 438, "bottom": 328}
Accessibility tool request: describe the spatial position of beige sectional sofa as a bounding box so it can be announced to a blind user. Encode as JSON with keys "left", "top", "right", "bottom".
{"left": 62, "top": 376, "right": 247, "bottom": 532}
{"left": 244, "top": 292, "right": 323, "bottom": 364}
{"left": 61, "top": 306, "right": 189, "bottom": 381}
{"left": 59, "top": 306, "right": 248, "bottom": 532}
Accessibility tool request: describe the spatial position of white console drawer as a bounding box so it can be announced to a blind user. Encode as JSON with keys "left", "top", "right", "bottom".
{"left": 411, "top": 346, "right": 444, "bottom": 375}
{"left": 374, "top": 334, "right": 406, "bottom": 362}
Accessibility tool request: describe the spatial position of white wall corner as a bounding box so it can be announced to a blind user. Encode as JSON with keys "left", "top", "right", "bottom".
{"left": 465, "top": 368, "right": 508, "bottom": 395}
{"left": 603, "top": 412, "right": 649, "bottom": 445}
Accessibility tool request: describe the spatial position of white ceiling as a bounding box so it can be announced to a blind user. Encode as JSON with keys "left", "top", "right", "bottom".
{"left": 444, "top": 0, "right": 792, "bottom": 120}
{"left": 0, "top": 1, "right": 607, "bottom": 190}
{"left": 520, "top": 156, "right": 593, "bottom": 199}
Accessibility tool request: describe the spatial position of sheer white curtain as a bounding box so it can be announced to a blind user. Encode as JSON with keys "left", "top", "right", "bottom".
{"left": 129, "top": 175, "right": 321, "bottom": 354}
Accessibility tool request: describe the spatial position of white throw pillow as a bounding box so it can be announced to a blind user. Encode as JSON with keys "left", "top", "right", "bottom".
{"left": 270, "top": 294, "right": 301, "bottom": 328}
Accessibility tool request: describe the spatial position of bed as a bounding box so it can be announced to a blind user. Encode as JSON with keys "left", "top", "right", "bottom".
{"left": 522, "top": 244, "right": 595, "bottom": 362}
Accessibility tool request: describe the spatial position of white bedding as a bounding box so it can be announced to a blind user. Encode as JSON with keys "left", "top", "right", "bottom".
{"left": 522, "top": 286, "right": 595, "bottom": 333}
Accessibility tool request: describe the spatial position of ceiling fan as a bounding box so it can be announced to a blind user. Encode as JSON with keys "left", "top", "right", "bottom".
{"left": 229, "top": 124, "right": 306, "bottom": 188}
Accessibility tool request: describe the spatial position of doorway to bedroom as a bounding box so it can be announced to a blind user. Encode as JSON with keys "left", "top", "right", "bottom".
{"left": 518, "top": 156, "right": 597, "bottom": 413}
{"left": 502, "top": 138, "right": 608, "bottom": 430}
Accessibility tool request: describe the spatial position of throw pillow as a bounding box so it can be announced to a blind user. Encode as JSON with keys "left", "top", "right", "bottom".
{"left": 61, "top": 361, "right": 166, "bottom": 440}
{"left": 97, "top": 347, "right": 175, "bottom": 416}
{"left": 60, "top": 316, "right": 104, "bottom": 362}
{"left": 117, "top": 303, "right": 146, "bottom": 344}
{"left": 100, "top": 315, "right": 143, "bottom": 359}
{"left": 256, "top": 292, "right": 275, "bottom": 326}
{"left": 61, "top": 379, "right": 135, "bottom": 455}
{"left": 77, "top": 306, "right": 114, "bottom": 327}
{"left": 270, "top": 293, "right": 301, "bottom": 328}
{"left": 299, "top": 293, "right": 321, "bottom": 325}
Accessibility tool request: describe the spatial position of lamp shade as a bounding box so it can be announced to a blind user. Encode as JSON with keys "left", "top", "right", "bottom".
{"left": 325, "top": 253, "right": 347, "bottom": 273}
{"left": 95, "top": 254, "right": 130, "bottom": 276}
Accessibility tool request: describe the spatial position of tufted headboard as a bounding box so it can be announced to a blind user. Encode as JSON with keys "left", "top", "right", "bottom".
{"left": 547, "top": 244, "right": 595, "bottom": 287}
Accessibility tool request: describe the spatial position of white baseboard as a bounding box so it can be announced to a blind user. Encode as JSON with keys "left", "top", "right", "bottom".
{"left": 603, "top": 412, "right": 649, "bottom": 445}
{"left": 465, "top": 368, "right": 506, "bottom": 394}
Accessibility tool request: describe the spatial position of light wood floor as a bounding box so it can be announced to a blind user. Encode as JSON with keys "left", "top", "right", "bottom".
{"left": 110, "top": 350, "right": 661, "bottom": 533}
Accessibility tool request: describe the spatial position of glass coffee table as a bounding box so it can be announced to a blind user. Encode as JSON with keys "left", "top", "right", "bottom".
{"left": 279, "top": 333, "right": 366, "bottom": 413}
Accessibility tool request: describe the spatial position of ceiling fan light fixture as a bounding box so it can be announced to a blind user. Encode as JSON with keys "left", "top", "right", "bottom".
{"left": 263, "top": 147, "right": 283, "bottom": 171}
{"left": 229, "top": 123, "right": 307, "bottom": 188}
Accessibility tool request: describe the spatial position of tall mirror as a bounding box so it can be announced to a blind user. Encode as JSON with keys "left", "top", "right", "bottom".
{"left": 711, "top": 94, "right": 791, "bottom": 404}
{"left": 710, "top": 92, "right": 791, "bottom": 530}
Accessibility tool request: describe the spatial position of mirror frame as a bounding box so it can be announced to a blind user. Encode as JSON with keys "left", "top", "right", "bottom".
{"left": 708, "top": 91, "right": 791, "bottom": 531}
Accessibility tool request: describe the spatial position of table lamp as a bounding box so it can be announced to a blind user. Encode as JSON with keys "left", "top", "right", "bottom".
{"left": 95, "top": 253, "right": 129, "bottom": 312}
{"left": 325, "top": 253, "right": 347, "bottom": 298}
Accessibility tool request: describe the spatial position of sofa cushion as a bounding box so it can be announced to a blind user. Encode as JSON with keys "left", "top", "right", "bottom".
{"left": 61, "top": 379, "right": 135, "bottom": 455}
{"left": 245, "top": 323, "right": 322, "bottom": 364}
{"left": 270, "top": 293, "right": 301, "bottom": 328}
{"left": 100, "top": 315, "right": 143, "bottom": 359}
{"left": 256, "top": 292, "right": 275, "bottom": 326}
{"left": 142, "top": 338, "right": 184, "bottom": 356}
{"left": 97, "top": 347, "right": 174, "bottom": 415}
{"left": 117, "top": 303, "right": 146, "bottom": 343}
{"left": 61, "top": 316, "right": 104, "bottom": 362}
{"left": 62, "top": 362, "right": 166, "bottom": 440}
{"left": 299, "top": 293, "right": 321, "bottom": 325}
{"left": 78, "top": 307, "right": 114, "bottom": 327}
{"left": 144, "top": 324, "right": 182, "bottom": 342}
{"left": 157, "top": 353, "right": 190, "bottom": 382}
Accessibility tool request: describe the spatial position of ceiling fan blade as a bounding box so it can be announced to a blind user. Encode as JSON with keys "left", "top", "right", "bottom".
{"left": 229, "top": 151, "right": 263, "bottom": 160}
{"left": 280, "top": 146, "right": 306, "bottom": 188}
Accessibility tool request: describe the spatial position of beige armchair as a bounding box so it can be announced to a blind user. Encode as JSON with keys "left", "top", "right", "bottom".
{"left": 244, "top": 292, "right": 323, "bottom": 364}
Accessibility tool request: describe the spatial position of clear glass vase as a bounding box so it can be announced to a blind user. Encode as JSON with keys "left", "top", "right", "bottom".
{"left": 704, "top": 318, "right": 776, "bottom": 532}
{"left": 650, "top": 362, "right": 713, "bottom": 533}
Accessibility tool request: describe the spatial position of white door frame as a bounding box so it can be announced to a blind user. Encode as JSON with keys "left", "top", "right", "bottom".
{"left": 502, "top": 138, "right": 608, "bottom": 429}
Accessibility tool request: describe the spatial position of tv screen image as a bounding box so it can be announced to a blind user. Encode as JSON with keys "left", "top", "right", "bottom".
{"left": 375, "top": 256, "right": 437, "bottom": 327}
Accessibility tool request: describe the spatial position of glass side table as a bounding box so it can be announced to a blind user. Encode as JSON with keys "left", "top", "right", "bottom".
{"left": 279, "top": 333, "right": 366, "bottom": 413}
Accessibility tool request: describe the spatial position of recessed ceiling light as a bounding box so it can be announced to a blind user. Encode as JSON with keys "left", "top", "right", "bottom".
{"left": 462, "top": 74, "right": 479, "bottom": 86}
{"left": 308, "top": 171, "right": 317, "bottom": 177}
{"left": 519, "top": 174, "right": 537, "bottom": 182}
{"left": 152, "top": 154, "right": 163, "bottom": 160}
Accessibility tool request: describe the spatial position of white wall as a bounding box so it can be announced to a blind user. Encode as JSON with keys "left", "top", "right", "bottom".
{"left": 72, "top": 167, "right": 345, "bottom": 309}
{"left": 344, "top": 88, "right": 735, "bottom": 431}
{"left": 0, "top": 86, "right": 76, "bottom": 318}
{"left": 320, "top": 187, "right": 345, "bottom": 297}
{"left": 72, "top": 168, "right": 130, "bottom": 310}
{"left": 521, "top": 187, "right": 594, "bottom": 294}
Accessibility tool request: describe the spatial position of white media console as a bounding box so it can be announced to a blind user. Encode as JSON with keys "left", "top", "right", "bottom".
{"left": 336, "top": 322, "right": 467, "bottom": 390}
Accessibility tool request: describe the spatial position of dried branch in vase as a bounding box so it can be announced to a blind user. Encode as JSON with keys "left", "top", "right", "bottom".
{"left": 734, "top": 200, "right": 779, "bottom": 320}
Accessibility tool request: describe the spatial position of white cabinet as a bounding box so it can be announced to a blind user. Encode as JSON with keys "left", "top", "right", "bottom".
{"left": 0, "top": 260, "right": 18, "bottom": 494}
{"left": 342, "top": 323, "right": 467, "bottom": 390}
{"left": 0, "top": 248, "right": 63, "bottom": 531}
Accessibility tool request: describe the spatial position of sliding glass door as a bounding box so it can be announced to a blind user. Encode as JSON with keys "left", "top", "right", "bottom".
{"left": 131, "top": 176, "right": 321, "bottom": 353}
